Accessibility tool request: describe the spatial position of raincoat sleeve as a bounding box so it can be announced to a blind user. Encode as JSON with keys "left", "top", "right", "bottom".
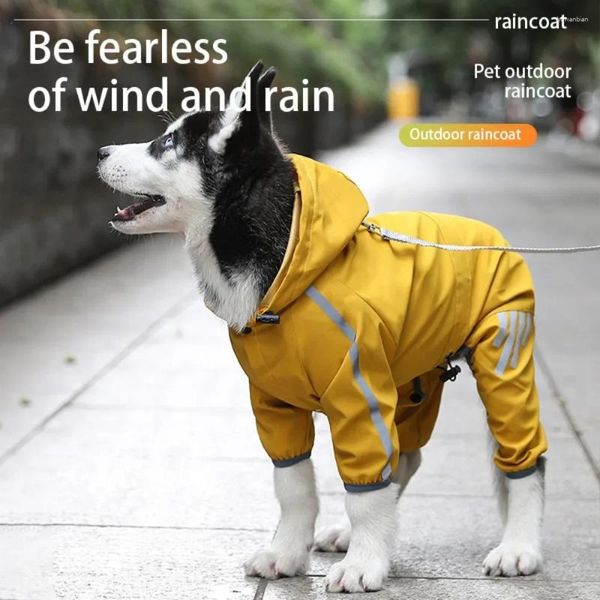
{"left": 249, "top": 382, "right": 315, "bottom": 467}
{"left": 319, "top": 323, "right": 400, "bottom": 492}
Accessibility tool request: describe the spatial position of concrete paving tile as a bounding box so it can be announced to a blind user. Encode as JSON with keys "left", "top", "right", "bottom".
{"left": 521, "top": 254, "right": 600, "bottom": 475}
{"left": 4, "top": 404, "right": 261, "bottom": 462}
{"left": 0, "top": 525, "right": 261, "bottom": 600}
{"left": 536, "top": 321, "right": 600, "bottom": 471}
{"left": 264, "top": 577, "right": 600, "bottom": 600}
{"left": 416, "top": 434, "right": 598, "bottom": 500}
{"left": 0, "top": 408, "right": 277, "bottom": 529}
{"left": 76, "top": 303, "right": 248, "bottom": 410}
{"left": 0, "top": 235, "right": 195, "bottom": 456}
{"left": 3, "top": 495, "right": 594, "bottom": 600}
{"left": 312, "top": 495, "right": 600, "bottom": 582}
{"left": 76, "top": 369, "right": 251, "bottom": 411}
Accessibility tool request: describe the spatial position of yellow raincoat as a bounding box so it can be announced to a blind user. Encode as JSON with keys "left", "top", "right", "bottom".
{"left": 229, "top": 154, "right": 547, "bottom": 491}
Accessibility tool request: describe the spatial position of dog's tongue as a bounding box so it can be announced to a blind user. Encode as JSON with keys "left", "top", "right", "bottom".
{"left": 114, "top": 206, "right": 135, "bottom": 221}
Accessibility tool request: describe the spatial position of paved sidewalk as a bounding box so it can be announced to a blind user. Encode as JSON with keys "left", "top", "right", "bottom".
{"left": 1, "top": 123, "right": 599, "bottom": 599}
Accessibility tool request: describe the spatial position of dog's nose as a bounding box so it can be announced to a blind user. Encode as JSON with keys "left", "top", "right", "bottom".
{"left": 97, "top": 146, "right": 111, "bottom": 162}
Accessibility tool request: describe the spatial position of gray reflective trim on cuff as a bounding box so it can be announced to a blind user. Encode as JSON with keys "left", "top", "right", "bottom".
{"left": 505, "top": 465, "right": 538, "bottom": 479}
{"left": 272, "top": 451, "right": 311, "bottom": 468}
{"left": 344, "top": 479, "right": 391, "bottom": 493}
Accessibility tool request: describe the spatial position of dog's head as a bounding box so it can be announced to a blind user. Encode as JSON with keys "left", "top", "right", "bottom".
{"left": 97, "top": 61, "right": 279, "bottom": 235}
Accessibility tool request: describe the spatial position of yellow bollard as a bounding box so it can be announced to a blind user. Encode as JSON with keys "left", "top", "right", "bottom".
{"left": 387, "top": 79, "right": 420, "bottom": 119}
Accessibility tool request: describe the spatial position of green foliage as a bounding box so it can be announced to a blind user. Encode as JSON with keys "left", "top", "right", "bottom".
{"left": 40, "top": 0, "right": 389, "bottom": 104}
{"left": 24, "top": 0, "right": 598, "bottom": 104}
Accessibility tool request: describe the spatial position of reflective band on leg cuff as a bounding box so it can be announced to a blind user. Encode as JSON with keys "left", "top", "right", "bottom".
{"left": 505, "top": 465, "right": 538, "bottom": 479}
{"left": 344, "top": 479, "right": 392, "bottom": 493}
{"left": 272, "top": 451, "right": 312, "bottom": 468}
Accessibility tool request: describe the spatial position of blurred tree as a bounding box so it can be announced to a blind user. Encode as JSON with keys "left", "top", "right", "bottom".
{"left": 17, "top": 0, "right": 390, "bottom": 105}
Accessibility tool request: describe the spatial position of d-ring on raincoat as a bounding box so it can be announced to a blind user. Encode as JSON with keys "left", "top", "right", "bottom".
{"left": 229, "top": 154, "right": 547, "bottom": 491}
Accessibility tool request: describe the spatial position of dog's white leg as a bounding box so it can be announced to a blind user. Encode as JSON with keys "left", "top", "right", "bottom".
{"left": 392, "top": 449, "right": 422, "bottom": 491}
{"left": 314, "top": 450, "right": 421, "bottom": 554}
{"left": 313, "top": 515, "right": 352, "bottom": 554}
{"left": 488, "top": 435, "right": 509, "bottom": 524}
{"left": 482, "top": 465, "right": 545, "bottom": 576}
{"left": 244, "top": 459, "right": 318, "bottom": 579}
{"left": 324, "top": 482, "right": 400, "bottom": 593}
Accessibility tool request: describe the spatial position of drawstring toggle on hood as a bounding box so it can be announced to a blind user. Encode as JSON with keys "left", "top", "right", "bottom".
{"left": 256, "top": 312, "right": 280, "bottom": 324}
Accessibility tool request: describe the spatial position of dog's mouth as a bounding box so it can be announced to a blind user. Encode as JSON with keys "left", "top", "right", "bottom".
{"left": 111, "top": 193, "right": 166, "bottom": 223}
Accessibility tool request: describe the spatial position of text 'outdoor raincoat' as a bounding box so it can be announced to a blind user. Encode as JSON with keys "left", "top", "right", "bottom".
{"left": 229, "top": 154, "right": 547, "bottom": 491}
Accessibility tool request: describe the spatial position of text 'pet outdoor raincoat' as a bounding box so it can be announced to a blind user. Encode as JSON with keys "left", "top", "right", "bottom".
{"left": 229, "top": 154, "right": 547, "bottom": 491}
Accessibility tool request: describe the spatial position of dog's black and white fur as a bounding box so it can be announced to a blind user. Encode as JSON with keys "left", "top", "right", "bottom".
{"left": 97, "top": 62, "right": 545, "bottom": 593}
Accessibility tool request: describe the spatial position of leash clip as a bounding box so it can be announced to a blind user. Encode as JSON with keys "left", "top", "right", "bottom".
{"left": 363, "top": 221, "right": 382, "bottom": 234}
{"left": 363, "top": 221, "right": 390, "bottom": 241}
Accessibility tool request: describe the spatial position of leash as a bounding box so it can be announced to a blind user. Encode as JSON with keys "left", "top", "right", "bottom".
{"left": 362, "top": 219, "right": 598, "bottom": 387}
{"left": 362, "top": 221, "right": 600, "bottom": 254}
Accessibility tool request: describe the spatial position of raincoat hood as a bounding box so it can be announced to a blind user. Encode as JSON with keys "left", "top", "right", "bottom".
{"left": 260, "top": 154, "right": 369, "bottom": 315}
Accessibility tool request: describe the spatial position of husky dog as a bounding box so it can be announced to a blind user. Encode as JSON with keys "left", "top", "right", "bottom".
{"left": 97, "top": 63, "right": 546, "bottom": 593}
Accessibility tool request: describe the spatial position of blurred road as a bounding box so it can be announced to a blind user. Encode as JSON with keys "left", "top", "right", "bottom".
{"left": 1, "top": 122, "right": 599, "bottom": 599}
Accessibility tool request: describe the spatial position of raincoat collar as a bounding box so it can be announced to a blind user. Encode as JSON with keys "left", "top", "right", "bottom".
{"left": 254, "top": 154, "right": 369, "bottom": 322}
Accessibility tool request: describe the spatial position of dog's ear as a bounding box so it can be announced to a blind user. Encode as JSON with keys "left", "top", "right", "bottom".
{"left": 257, "top": 67, "right": 276, "bottom": 133}
{"left": 208, "top": 61, "right": 265, "bottom": 155}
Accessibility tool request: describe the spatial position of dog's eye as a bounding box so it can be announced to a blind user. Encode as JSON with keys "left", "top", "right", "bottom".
{"left": 163, "top": 134, "right": 174, "bottom": 150}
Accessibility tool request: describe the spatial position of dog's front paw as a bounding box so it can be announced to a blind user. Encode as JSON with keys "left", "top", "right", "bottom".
{"left": 325, "top": 557, "right": 387, "bottom": 593}
{"left": 244, "top": 548, "right": 309, "bottom": 579}
{"left": 313, "top": 524, "right": 351, "bottom": 553}
{"left": 482, "top": 542, "right": 542, "bottom": 577}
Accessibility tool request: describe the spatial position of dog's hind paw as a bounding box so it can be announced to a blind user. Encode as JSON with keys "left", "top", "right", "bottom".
{"left": 482, "top": 542, "right": 542, "bottom": 577}
{"left": 244, "top": 548, "right": 309, "bottom": 579}
{"left": 313, "top": 524, "right": 351, "bottom": 552}
{"left": 325, "top": 558, "right": 387, "bottom": 593}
